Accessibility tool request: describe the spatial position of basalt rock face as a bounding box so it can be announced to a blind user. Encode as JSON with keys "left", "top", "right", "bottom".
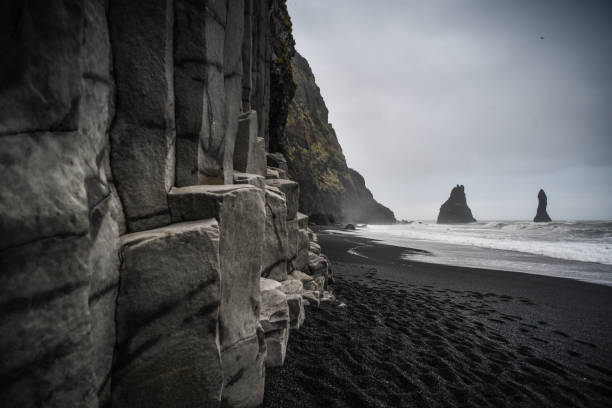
{"left": 437, "top": 185, "right": 477, "bottom": 224}
{"left": 0, "top": 1, "right": 322, "bottom": 407}
{"left": 282, "top": 52, "right": 396, "bottom": 225}
{"left": 534, "top": 189, "right": 552, "bottom": 222}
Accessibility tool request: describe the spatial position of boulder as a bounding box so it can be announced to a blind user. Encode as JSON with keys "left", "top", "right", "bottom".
{"left": 308, "top": 252, "right": 329, "bottom": 277}
{"left": 288, "top": 270, "right": 318, "bottom": 291}
{"left": 111, "top": 220, "right": 223, "bottom": 408}
{"left": 279, "top": 280, "right": 305, "bottom": 329}
{"left": 265, "top": 179, "right": 299, "bottom": 220}
{"left": 437, "top": 185, "right": 477, "bottom": 224}
{"left": 534, "top": 189, "right": 552, "bottom": 222}
{"left": 262, "top": 186, "right": 288, "bottom": 281}
{"left": 344, "top": 223, "right": 356, "bottom": 230}
{"left": 302, "top": 290, "right": 320, "bottom": 307}
{"left": 259, "top": 278, "right": 290, "bottom": 367}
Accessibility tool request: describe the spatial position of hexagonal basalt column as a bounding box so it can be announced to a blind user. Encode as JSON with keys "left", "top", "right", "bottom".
{"left": 111, "top": 220, "right": 223, "bottom": 408}
{"left": 167, "top": 184, "right": 266, "bottom": 407}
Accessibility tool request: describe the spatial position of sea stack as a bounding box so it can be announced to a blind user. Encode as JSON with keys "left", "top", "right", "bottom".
{"left": 437, "top": 185, "right": 477, "bottom": 224}
{"left": 534, "top": 189, "right": 552, "bottom": 222}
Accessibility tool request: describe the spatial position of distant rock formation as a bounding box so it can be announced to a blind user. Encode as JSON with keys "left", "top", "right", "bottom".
{"left": 534, "top": 189, "right": 552, "bottom": 222}
{"left": 437, "top": 185, "right": 477, "bottom": 224}
{"left": 281, "top": 52, "right": 396, "bottom": 224}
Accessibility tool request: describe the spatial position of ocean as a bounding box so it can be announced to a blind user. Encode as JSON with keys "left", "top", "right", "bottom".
{"left": 332, "top": 221, "right": 612, "bottom": 286}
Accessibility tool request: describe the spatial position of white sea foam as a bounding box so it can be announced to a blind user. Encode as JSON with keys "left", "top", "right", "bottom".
{"left": 358, "top": 221, "right": 612, "bottom": 265}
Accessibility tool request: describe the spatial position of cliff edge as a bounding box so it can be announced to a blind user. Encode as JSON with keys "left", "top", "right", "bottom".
{"left": 281, "top": 52, "right": 395, "bottom": 225}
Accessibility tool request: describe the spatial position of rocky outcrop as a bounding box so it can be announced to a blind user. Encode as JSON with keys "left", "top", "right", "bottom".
{"left": 0, "top": 1, "right": 329, "bottom": 407}
{"left": 282, "top": 52, "right": 396, "bottom": 224}
{"left": 437, "top": 185, "right": 477, "bottom": 224}
{"left": 534, "top": 189, "right": 552, "bottom": 222}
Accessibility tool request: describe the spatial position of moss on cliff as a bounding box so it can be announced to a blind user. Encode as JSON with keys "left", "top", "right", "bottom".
{"left": 282, "top": 52, "right": 396, "bottom": 224}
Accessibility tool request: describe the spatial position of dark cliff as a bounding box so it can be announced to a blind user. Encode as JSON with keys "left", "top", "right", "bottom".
{"left": 282, "top": 52, "right": 395, "bottom": 224}
{"left": 534, "top": 189, "right": 552, "bottom": 222}
{"left": 437, "top": 185, "right": 477, "bottom": 224}
{"left": 0, "top": 1, "right": 328, "bottom": 407}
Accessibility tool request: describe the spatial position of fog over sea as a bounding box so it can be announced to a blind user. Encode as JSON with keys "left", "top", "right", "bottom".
{"left": 335, "top": 221, "right": 612, "bottom": 286}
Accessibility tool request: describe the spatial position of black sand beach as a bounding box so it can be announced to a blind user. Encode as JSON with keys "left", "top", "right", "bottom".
{"left": 264, "top": 229, "right": 612, "bottom": 407}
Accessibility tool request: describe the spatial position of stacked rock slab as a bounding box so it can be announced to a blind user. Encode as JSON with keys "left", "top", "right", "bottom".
{"left": 112, "top": 220, "right": 223, "bottom": 407}
{"left": 0, "top": 1, "right": 330, "bottom": 408}
{"left": 167, "top": 184, "right": 267, "bottom": 407}
{"left": 259, "top": 278, "right": 290, "bottom": 367}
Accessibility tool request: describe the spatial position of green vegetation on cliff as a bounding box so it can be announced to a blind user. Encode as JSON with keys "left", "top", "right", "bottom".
{"left": 282, "top": 52, "right": 395, "bottom": 224}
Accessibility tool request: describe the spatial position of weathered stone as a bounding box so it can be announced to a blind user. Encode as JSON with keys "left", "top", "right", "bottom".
{"left": 87, "top": 196, "right": 121, "bottom": 404}
{"left": 313, "top": 275, "right": 326, "bottom": 292}
{"left": 262, "top": 186, "right": 288, "bottom": 281}
{"left": 288, "top": 270, "right": 317, "bottom": 291}
{"left": 280, "top": 279, "right": 305, "bottom": 329}
{"left": 266, "top": 179, "right": 299, "bottom": 220}
{"left": 302, "top": 290, "right": 320, "bottom": 307}
{"left": 308, "top": 252, "right": 329, "bottom": 277}
{"left": 266, "top": 167, "right": 283, "bottom": 179}
{"left": 174, "top": 0, "right": 219, "bottom": 186}
{"left": 167, "top": 184, "right": 266, "bottom": 405}
{"left": 109, "top": 0, "right": 175, "bottom": 232}
{"left": 241, "top": 0, "right": 254, "bottom": 111}
{"left": 309, "top": 241, "right": 322, "bottom": 255}
{"left": 234, "top": 171, "right": 266, "bottom": 191}
{"left": 0, "top": 236, "right": 97, "bottom": 407}
{"left": 224, "top": 0, "right": 245, "bottom": 185}
{"left": 287, "top": 218, "right": 298, "bottom": 272}
{"left": 220, "top": 332, "right": 266, "bottom": 408}
{"left": 296, "top": 212, "right": 309, "bottom": 229}
{"left": 307, "top": 227, "right": 317, "bottom": 242}
{"left": 112, "top": 220, "right": 223, "bottom": 408}
{"left": 253, "top": 137, "right": 268, "bottom": 176}
{"left": 320, "top": 291, "right": 336, "bottom": 303}
{"left": 0, "top": 133, "right": 89, "bottom": 250}
{"left": 266, "top": 152, "right": 289, "bottom": 173}
{"left": 296, "top": 228, "right": 309, "bottom": 271}
{"left": 234, "top": 110, "right": 259, "bottom": 174}
{"left": 259, "top": 280, "right": 290, "bottom": 367}
{"left": 261, "top": 277, "right": 282, "bottom": 292}
{"left": 0, "top": 0, "right": 83, "bottom": 135}
{"left": 279, "top": 279, "right": 303, "bottom": 296}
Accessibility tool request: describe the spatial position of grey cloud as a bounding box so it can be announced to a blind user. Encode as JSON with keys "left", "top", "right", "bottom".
{"left": 287, "top": 0, "right": 612, "bottom": 220}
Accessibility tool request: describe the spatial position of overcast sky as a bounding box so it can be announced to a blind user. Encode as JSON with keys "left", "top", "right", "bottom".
{"left": 286, "top": 0, "right": 612, "bottom": 221}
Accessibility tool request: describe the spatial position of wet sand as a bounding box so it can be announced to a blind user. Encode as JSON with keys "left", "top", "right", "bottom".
{"left": 263, "top": 229, "right": 612, "bottom": 407}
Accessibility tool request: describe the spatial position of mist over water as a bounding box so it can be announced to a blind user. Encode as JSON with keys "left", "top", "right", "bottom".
{"left": 335, "top": 221, "right": 612, "bottom": 286}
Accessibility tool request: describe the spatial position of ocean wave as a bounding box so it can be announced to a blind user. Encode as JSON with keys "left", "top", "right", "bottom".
{"left": 358, "top": 221, "right": 612, "bottom": 265}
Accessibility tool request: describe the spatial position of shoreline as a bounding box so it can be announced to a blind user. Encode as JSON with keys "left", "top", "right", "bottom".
{"left": 264, "top": 227, "right": 612, "bottom": 407}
